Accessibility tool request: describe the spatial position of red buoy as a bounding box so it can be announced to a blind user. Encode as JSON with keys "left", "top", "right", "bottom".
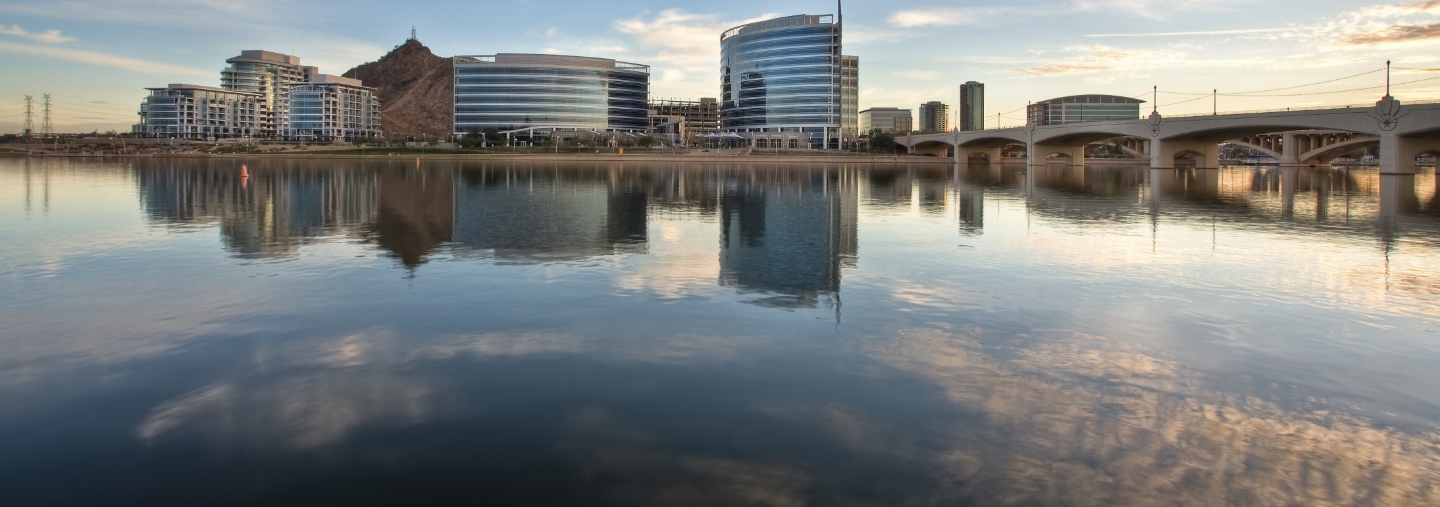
{"left": 240, "top": 165, "right": 249, "bottom": 178}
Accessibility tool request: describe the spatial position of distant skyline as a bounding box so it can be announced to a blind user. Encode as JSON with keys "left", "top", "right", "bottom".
{"left": 2, "top": 0, "right": 1438, "bottom": 133}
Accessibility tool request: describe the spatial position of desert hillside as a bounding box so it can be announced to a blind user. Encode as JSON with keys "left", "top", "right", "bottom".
{"left": 344, "top": 39, "right": 452, "bottom": 140}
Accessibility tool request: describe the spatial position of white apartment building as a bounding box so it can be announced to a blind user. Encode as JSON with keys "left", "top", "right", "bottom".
{"left": 283, "top": 74, "right": 381, "bottom": 141}
{"left": 221, "top": 50, "right": 317, "bottom": 137}
{"left": 133, "top": 84, "right": 263, "bottom": 139}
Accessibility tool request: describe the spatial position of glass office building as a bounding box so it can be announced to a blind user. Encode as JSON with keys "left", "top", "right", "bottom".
{"left": 720, "top": 14, "right": 842, "bottom": 149}
{"left": 452, "top": 54, "right": 651, "bottom": 138}
{"left": 1026, "top": 95, "right": 1144, "bottom": 125}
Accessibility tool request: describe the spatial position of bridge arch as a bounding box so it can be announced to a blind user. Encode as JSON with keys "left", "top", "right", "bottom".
{"left": 910, "top": 140, "right": 954, "bottom": 158}
{"left": 1228, "top": 140, "right": 1282, "bottom": 160}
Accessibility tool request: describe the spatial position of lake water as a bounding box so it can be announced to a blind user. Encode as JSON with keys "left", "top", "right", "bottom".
{"left": 1, "top": 158, "right": 1438, "bottom": 506}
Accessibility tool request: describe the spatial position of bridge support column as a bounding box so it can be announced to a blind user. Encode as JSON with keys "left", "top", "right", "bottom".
{"left": 1380, "top": 133, "right": 1425, "bottom": 174}
{"left": 1028, "top": 143, "right": 1085, "bottom": 167}
{"left": 910, "top": 142, "right": 954, "bottom": 158}
{"left": 1278, "top": 132, "right": 1302, "bottom": 165}
{"left": 958, "top": 146, "right": 1002, "bottom": 165}
{"left": 1150, "top": 139, "right": 1221, "bottom": 169}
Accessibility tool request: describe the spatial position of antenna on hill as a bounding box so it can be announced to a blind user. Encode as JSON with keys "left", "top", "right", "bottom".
{"left": 410, "top": 27, "right": 417, "bottom": 41}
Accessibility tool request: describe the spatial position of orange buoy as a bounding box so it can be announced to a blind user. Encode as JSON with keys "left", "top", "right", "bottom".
{"left": 415, "top": 158, "right": 421, "bottom": 167}
{"left": 240, "top": 165, "right": 249, "bottom": 178}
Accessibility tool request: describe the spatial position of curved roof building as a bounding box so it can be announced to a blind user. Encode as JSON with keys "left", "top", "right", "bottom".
{"left": 453, "top": 54, "right": 650, "bottom": 136}
{"left": 720, "top": 13, "right": 842, "bottom": 149}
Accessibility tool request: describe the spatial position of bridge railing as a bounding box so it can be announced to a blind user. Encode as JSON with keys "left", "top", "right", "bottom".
{"left": 1165, "top": 99, "right": 1440, "bottom": 119}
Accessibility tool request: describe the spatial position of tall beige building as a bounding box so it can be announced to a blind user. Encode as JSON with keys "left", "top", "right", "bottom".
{"left": 841, "top": 56, "right": 859, "bottom": 143}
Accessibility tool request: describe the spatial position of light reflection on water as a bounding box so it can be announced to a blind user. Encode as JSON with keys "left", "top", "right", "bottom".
{"left": 0, "top": 158, "right": 1438, "bottom": 506}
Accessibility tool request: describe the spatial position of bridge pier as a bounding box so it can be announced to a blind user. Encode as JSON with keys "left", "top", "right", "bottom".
{"left": 957, "top": 146, "right": 1002, "bottom": 165}
{"left": 1150, "top": 139, "right": 1220, "bottom": 169}
{"left": 1028, "top": 143, "right": 1085, "bottom": 167}
{"left": 1380, "top": 133, "right": 1426, "bottom": 174}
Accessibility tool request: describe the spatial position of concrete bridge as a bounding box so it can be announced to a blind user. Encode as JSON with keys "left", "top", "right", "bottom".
{"left": 898, "top": 96, "right": 1440, "bottom": 174}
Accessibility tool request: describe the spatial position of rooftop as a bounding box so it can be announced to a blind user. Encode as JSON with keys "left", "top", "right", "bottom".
{"left": 721, "top": 14, "right": 834, "bottom": 42}
{"left": 225, "top": 50, "right": 303, "bottom": 66}
{"left": 453, "top": 54, "right": 649, "bottom": 74}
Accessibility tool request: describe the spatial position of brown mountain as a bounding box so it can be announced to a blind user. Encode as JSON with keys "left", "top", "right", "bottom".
{"left": 344, "top": 39, "right": 452, "bottom": 140}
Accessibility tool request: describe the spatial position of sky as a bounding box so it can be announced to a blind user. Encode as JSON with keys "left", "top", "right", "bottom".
{"left": 1, "top": 0, "right": 1439, "bottom": 134}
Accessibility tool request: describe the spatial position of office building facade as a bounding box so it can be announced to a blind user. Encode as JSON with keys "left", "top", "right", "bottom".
{"left": 1026, "top": 95, "right": 1144, "bottom": 125}
{"left": 221, "top": 50, "right": 317, "bottom": 137}
{"left": 650, "top": 98, "right": 720, "bottom": 135}
{"left": 453, "top": 54, "right": 651, "bottom": 139}
{"left": 720, "top": 13, "right": 842, "bottom": 149}
{"left": 918, "top": 101, "right": 950, "bottom": 133}
{"left": 133, "top": 84, "right": 263, "bottom": 139}
{"left": 858, "top": 107, "right": 912, "bottom": 134}
{"left": 841, "top": 55, "right": 859, "bottom": 143}
{"left": 959, "top": 81, "right": 984, "bottom": 131}
{"left": 283, "top": 74, "right": 382, "bottom": 141}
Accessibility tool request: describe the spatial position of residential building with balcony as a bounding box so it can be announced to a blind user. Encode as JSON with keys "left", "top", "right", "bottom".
{"left": 283, "top": 74, "right": 382, "bottom": 141}
{"left": 221, "top": 50, "right": 317, "bottom": 137}
{"left": 841, "top": 55, "right": 859, "bottom": 142}
{"left": 918, "top": 101, "right": 950, "bottom": 133}
{"left": 132, "top": 84, "right": 263, "bottom": 139}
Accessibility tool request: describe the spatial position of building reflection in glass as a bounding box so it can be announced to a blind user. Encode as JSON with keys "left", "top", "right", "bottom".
{"left": 718, "top": 167, "right": 858, "bottom": 308}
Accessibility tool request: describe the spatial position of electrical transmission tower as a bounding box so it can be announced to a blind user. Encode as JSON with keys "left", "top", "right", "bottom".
{"left": 41, "top": 94, "right": 53, "bottom": 136}
{"left": 22, "top": 95, "right": 34, "bottom": 137}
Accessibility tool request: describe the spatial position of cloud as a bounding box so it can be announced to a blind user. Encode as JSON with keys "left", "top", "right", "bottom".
{"left": 1086, "top": 27, "right": 1304, "bottom": 38}
{"left": 888, "top": 8, "right": 1005, "bottom": 27}
{"left": 0, "top": 41, "right": 212, "bottom": 77}
{"left": 609, "top": 9, "right": 777, "bottom": 98}
{"left": 1004, "top": 44, "right": 1214, "bottom": 78}
{"left": 0, "top": 23, "right": 73, "bottom": 43}
{"left": 1343, "top": 22, "right": 1440, "bottom": 45}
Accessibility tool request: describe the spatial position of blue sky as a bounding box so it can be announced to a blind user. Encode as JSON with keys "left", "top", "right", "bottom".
{"left": 2, "top": 0, "right": 1438, "bottom": 133}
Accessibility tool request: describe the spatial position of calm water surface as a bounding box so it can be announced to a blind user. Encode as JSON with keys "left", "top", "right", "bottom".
{"left": 2, "top": 158, "right": 1438, "bottom": 506}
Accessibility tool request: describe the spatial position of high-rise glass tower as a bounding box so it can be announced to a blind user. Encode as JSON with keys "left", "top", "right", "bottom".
{"left": 959, "top": 81, "right": 984, "bottom": 131}
{"left": 720, "top": 13, "right": 842, "bottom": 149}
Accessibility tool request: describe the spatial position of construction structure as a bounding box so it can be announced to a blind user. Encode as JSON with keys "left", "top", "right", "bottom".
{"left": 649, "top": 98, "right": 719, "bottom": 137}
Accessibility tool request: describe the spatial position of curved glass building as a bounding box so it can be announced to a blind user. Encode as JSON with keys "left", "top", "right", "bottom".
{"left": 720, "top": 14, "right": 841, "bottom": 149}
{"left": 453, "top": 54, "right": 650, "bottom": 138}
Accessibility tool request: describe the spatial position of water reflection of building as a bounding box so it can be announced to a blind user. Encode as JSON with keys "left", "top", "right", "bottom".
{"left": 863, "top": 167, "right": 949, "bottom": 215}
{"left": 136, "top": 163, "right": 379, "bottom": 258}
{"left": 719, "top": 168, "right": 858, "bottom": 308}
{"left": 452, "top": 167, "right": 648, "bottom": 263}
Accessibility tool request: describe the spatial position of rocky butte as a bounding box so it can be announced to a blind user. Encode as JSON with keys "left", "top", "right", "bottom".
{"left": 343, "top": 39, "right": 453, "bottom": 141}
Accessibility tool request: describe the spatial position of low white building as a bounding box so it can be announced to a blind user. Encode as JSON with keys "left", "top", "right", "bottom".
{"left": 283, "top": 74, "right": 381, "bottom": 141}
{"left": 133, "top": 84, "right": 264, "bottom": 139}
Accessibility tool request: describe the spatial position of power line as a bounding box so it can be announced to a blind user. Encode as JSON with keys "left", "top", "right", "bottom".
{"left": 1161, "top": 68, "right": 1386, "bottom": 96}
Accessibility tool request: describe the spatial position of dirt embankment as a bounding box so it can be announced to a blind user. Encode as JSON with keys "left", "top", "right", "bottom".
{"left": 344, "top": 39, "right": 453, "bottom": 141}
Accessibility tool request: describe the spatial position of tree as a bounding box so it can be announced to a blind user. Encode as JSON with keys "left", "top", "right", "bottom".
{"left": 637, "top": 135, "right": 657, "bottom": 149}
{"left": 869, "top": 129, "right": 896, "bottom": 153}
